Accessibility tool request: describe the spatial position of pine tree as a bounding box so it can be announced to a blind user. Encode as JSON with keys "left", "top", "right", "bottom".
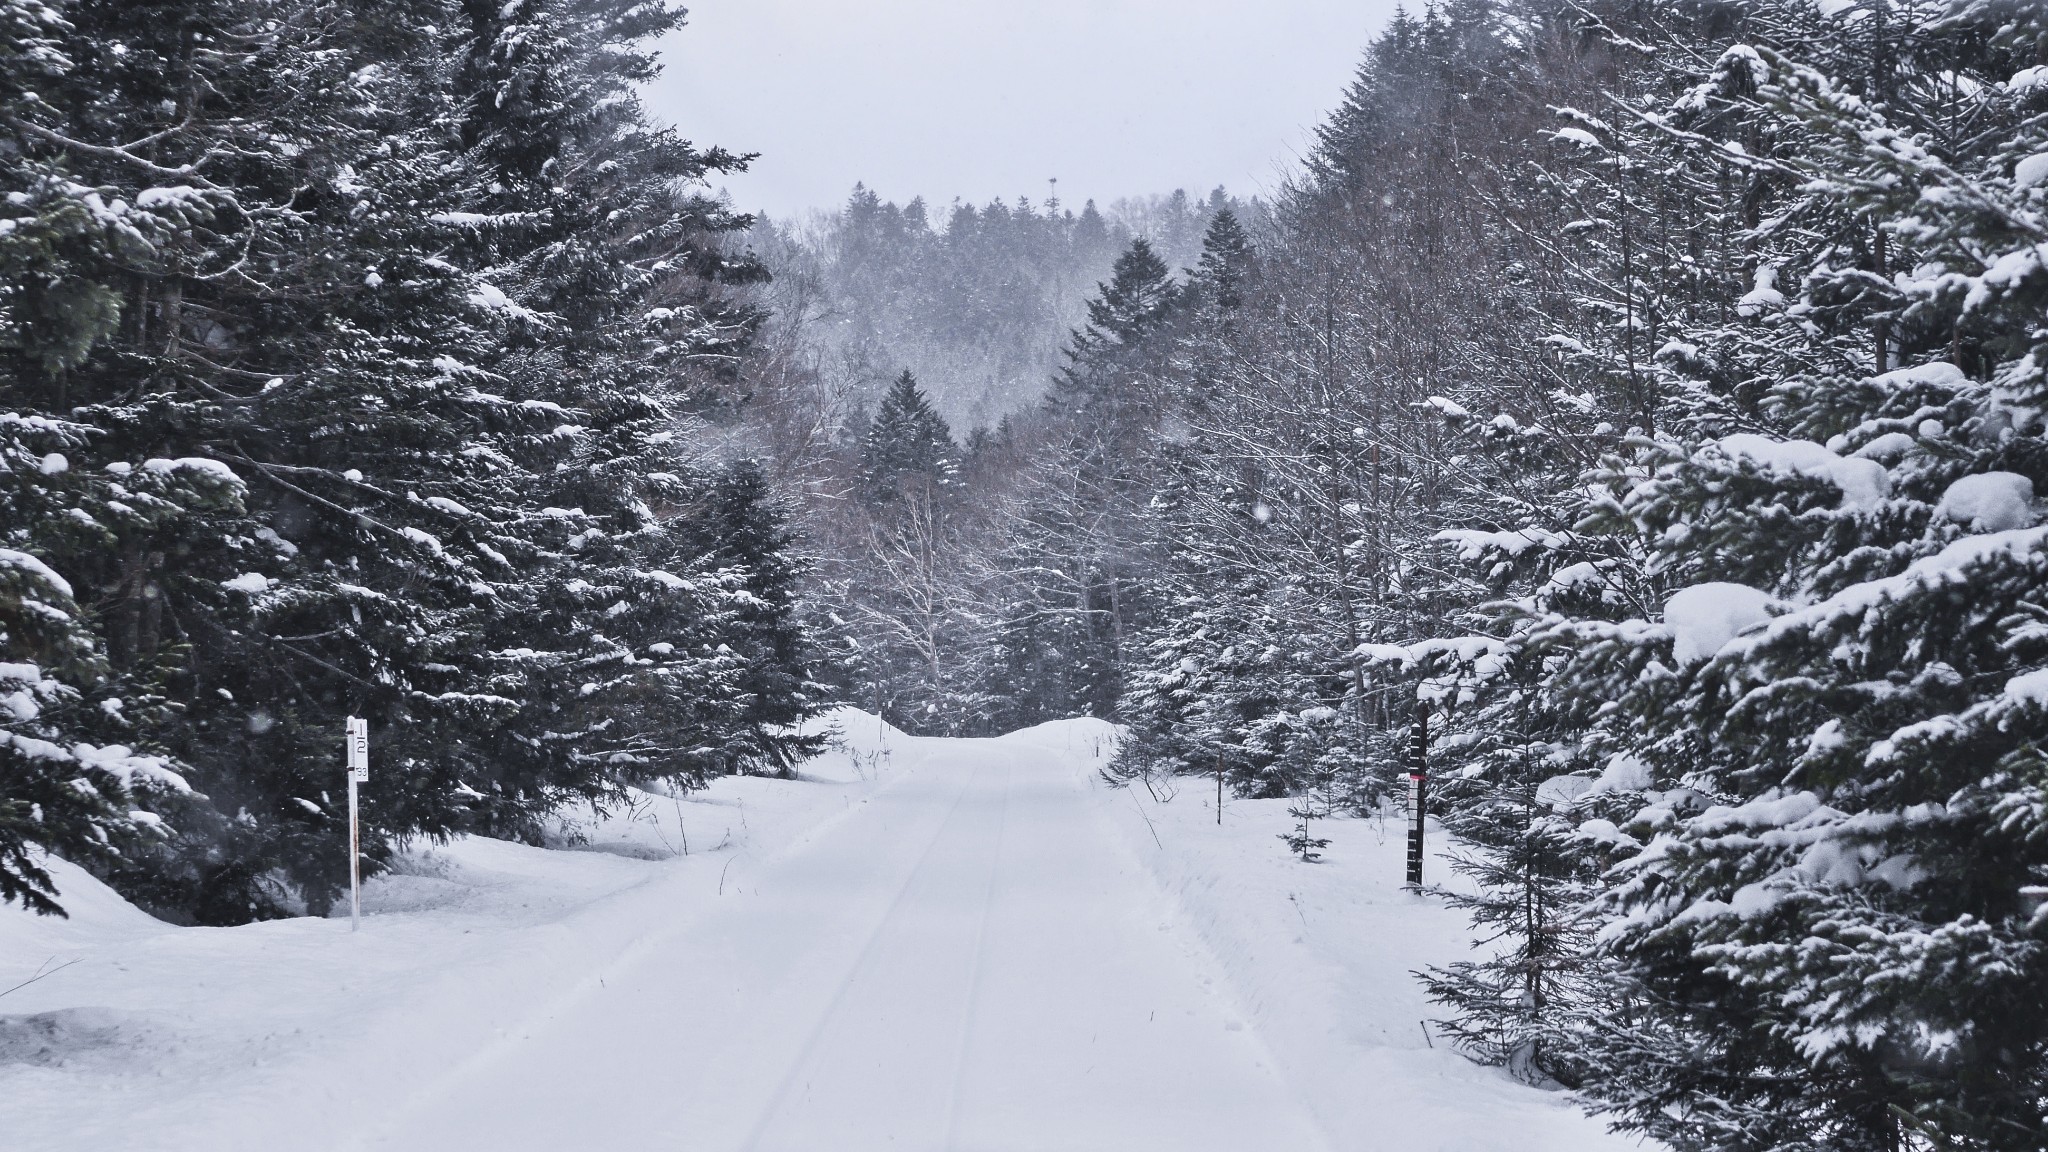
{"left": 827, "top": 368, "right": 985, "bottom": 731}
{"left": 1053, "top": 237, "right": 1179, "bottom": 409}
{"left": 860, "top": 370, "right": 958, "bottom": 505}
{"left": 0, "top": 1, "right": 216, "bottom": 914}
{"left": 0, "top": 0, "right": 807, "bottom": 919}
{"left": 670, "top": 460, "right": 826, "bottom": 777}
{"left": 2, "top": 0, "right": 472, "bottom": 917}
{"left": 0, "top": 416, "right": 223, "bottom": 914}
{"left": 1534, "top": 8, "right": 2048, "bottom": 1146}
{"left": 1189, "top": 207, "right": 1256, "bottom": 311}
{"left": 434, "top": 0, "right": 792, "bottom": 842}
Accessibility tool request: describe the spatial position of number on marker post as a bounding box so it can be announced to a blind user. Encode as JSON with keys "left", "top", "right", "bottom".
{"left": 347, "top": 717, "right": 369, "bottom": 781}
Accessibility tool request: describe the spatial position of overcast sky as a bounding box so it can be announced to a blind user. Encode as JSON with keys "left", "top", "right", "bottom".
{"left": 642, "top": 1, "right": 1400, "bottom": 220}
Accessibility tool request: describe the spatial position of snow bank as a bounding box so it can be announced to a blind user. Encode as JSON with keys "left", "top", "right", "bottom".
{"left": 0, "top": 707, "right": 913, "bottom": 1151}
{"left": 1102, "top": 777, "right": 1640, "bottom": 1151}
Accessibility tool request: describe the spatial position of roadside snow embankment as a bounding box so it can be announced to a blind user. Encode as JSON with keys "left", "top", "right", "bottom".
{"left": 1099, "top": 759, "right": 1640, "bottom": 1152}
{"left": 0, "top": 708, "right": 919, "bottom": 1152}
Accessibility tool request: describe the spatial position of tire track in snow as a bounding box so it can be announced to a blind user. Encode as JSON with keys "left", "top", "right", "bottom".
{"left": 735, "top": 760, "right": 986, "bottom": 1150}
{"left": 344, "top": 745, "right": 970, "bottom": 1152}
{"left": 941, "top": 749, "right": 1016, "bottom": 1148}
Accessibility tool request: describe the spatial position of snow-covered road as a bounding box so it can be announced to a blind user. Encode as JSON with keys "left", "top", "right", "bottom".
{"left": 360, "top": 723, "right": 1330, "bottom": 1151}
{"left": 4, "top": 712, "right": 1639, "bottom": 1151}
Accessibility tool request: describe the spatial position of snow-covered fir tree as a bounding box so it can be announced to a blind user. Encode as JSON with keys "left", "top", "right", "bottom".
{"left": 1551, "top": 8, "right": 2048, "bottom": 1146}
{"left": 0, "top": 0, "right": 818, "bottom": 920}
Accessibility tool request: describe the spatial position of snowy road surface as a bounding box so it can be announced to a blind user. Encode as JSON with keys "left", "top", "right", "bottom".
{"left": 358, "top": 724, "right": 1329, "bottom": 1151}
{"left": 3, "top": 713, "right": 1640, "bottom": 1151}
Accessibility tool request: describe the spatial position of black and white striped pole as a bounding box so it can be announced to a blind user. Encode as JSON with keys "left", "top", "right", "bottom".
{"left": 1406, "top": 699, "right": 1428, "bottom": 889}
{"left": 345, "top": 716, "right": 368, "bottom": 931}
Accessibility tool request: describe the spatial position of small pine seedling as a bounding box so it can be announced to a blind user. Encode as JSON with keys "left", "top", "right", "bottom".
{"left": 1280, "top": 802, "right": 1331, "bottom": 862}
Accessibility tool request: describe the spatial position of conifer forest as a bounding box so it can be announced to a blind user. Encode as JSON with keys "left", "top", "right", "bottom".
{"left": 5, "top": 1, "right": 2048, "bottom": 1149}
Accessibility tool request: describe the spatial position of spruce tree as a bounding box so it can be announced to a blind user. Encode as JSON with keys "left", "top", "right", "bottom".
{"left": 860, "top": 370, "right": 958, "bottom": 505}
{"left": 830, "top": 369, "right": 980, "bottom": 730}
{"left": 1536, "top": 8, "right": 2048, "bottom": 1145}
{"left": 0, "top": 0, "right": 811, "bottom": 918}
{"left": 670, "top": 460, "right": 826, "bottom": 777}
{"left": 0, "top": 414, "right": 223, "bottom": 914}
{"left": 1189, "top": 208, "right": 1255, "bottom": 311}
{"left": 1053, "top": 236, "right": 1179, "bottom": 409}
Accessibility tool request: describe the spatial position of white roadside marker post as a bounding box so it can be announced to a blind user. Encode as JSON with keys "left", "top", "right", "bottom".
{"left": 1406, "top": 700, "right": 1428, "bottom": 890}
{"left": 346, "top": 716, "right": 368, "bottom": 931}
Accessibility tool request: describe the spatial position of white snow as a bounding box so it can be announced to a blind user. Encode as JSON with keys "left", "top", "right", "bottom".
{"left": 399, "top": 526, "right": 445, "bottom": 555}
{"left": 0, "top": 710, "right": 900, "bottom": 1150}
{"left": 1588, "top": 752, "right": 1653, "bottom": 794}
{"left": 1723, "top": 525, "right": 2048, "bottom": 663}
{"left": 1736, "top": 264, "right": 1784, "bottom": 315}
{"left": 468, "top": 283, "right": 541, "bottom": 323}
{"left": 221, "top": 573, "right": 273, "bottom": 594}
{"left": 1536, "top": 774, "right": 1593, "bottom": 809}
{"left": 0, "top": 549, "right": 75, "bottom": 599}
{"left": 431, "top": 356, "right": 491, "bottom": 379}
{"left": 1693, "top": 789, "right": 1827, "bottom": 833}
{"left": 0, "top": 712, "right": 1631, "bottom": 1151}
{"left": 1543, "top": 560, "right": 1605, "bottom": 595}
{"left": 2015, "top": 152, "right": 2048, "bottom": 189}
{"left": 1664, "top": 581, "right": 1776, "bottom": 664}
{"left": 1434, "top": 527, "right": 1569, "bottom": 560}
{"left": 139, "top": 457, "right": 242, "bottom": 488}
{"left": 134, "top": 186, "right": 206, "bottom": 210}
{"left": 1871, "top": 360, "right": 1968, "bottom": 392}
{"left": 1935, "top": 471, "right": 2035, "bottom": 532}
{"left": 1106, "top": 769, "right": 1635, "bottom": 1152}
{"left": 1851, "top": 431, "right": 1917, "bottom": 460}
{"left": 2005, "top": 668, "right": 2048, "bottom": 707}
{"left": 68, "top": 744, "right": 189, "bottom": 792}
{"left": 1715, "top": 433, "right": 1889, "bottom": 510}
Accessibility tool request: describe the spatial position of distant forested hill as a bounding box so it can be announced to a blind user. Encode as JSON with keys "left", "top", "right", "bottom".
{"left": 747, "top": 186, "right": 1246, "bottom": 431}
